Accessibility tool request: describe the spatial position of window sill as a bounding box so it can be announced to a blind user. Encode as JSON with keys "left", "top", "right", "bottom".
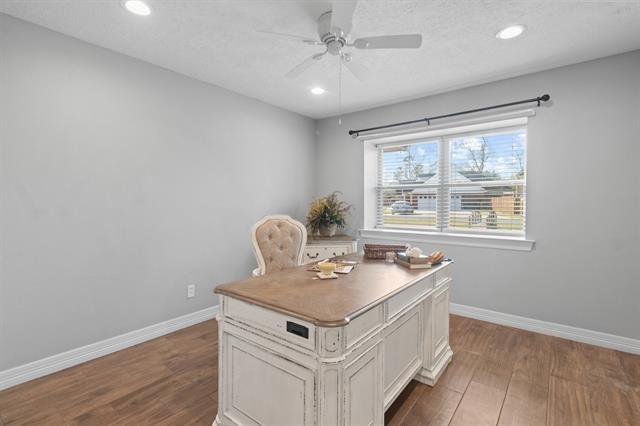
{"left": 359, "top": 228, "right": 535, "bottom": 252}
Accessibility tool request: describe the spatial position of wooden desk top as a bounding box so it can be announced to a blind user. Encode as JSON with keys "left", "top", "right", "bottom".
{"left": 215, "top": 254, "right": 451, "bottom": 327}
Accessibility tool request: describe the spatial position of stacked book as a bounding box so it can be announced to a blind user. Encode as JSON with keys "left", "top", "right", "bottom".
{"left": 394, "top": 252, "right": 431, "bottom": 269}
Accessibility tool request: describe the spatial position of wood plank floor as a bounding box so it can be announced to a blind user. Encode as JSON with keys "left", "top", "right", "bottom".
{"left": 1, "top": 315, "right": 639, "bottom": 425}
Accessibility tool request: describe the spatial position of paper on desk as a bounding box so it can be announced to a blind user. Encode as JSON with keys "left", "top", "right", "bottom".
{"left": 309, "top": 260, "right": 356, "bottom": 274}
{"left": 334, "top": 265, "right": 354, "bottom": 274}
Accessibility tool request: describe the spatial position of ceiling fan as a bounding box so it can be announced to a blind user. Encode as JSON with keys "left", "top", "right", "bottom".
{"left": 261, "top": 0, "right": 423, "bottom": 81}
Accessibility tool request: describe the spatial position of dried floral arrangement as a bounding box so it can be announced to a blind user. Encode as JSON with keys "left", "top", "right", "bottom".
{"left": 305, "top": 191, "right": 353, "bottom": 236}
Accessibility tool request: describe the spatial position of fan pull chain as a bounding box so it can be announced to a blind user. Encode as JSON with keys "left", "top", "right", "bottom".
{"left": 338, "top": 55, "right": 343, "bottom": 126}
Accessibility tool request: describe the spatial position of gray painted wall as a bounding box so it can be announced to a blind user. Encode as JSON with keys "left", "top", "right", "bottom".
{"left": 0, "top": 14, "right": 316, "bottom": 370}
{"left": 316, "top": 51, "right": 640, "bottom": 340}
{"left": 1, "top": 11, "right": 638, "bottom": 373}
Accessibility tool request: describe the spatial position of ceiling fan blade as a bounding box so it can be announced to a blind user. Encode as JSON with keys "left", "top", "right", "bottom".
{"left": 342, "top": 55, "right": 368, "bottom": 81}
{"left": 331, "top": 0, "right": 357, "bottom": 35}
{"left": 353, "top": 34, "right": 422, "bottom": 49}
{"left": 285, "top": 54, "right": 323, "bottom": 79}
{"left": 257, "top": 30, "right": 321, "bottom": 45}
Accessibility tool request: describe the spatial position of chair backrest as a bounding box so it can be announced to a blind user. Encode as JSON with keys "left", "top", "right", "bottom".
{"left": 251, "top": 215, "right": 307, "bottom": 276}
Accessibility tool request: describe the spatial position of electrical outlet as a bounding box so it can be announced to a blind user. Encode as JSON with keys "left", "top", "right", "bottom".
{"left": 187, "top": 284, "right": 196, "bottom": 298}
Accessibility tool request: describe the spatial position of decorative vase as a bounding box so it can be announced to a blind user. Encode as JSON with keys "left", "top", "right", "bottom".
{"left": 318, "top": 223, "right": 338, "bottom": 237}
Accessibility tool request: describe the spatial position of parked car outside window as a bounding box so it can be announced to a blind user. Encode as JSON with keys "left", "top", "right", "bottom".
{"left": 391, "top": 201, "right": 414, "bottom": 214}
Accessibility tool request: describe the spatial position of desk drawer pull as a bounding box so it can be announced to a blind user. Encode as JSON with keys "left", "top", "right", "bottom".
{"left": 286, "top": 321, "right": 309, "bottom": 339}
{"left": 306, "top": 252, "right": 320, "bottom": 259}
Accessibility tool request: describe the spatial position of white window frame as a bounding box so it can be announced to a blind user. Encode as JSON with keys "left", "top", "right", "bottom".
{"left": 361, "top": 110, "right": 535, "bottom": 251}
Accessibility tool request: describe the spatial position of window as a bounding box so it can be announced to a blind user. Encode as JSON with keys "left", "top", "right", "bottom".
{"left": 376, "top": 125, "right": 527, "bottom": 236}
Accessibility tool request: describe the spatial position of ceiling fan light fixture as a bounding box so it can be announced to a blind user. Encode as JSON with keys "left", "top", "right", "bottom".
{"left": 496, "top": 25, "right": 525, "bottom": 40}
{"left": 310, "top": 87, "right": 326, "bottom": 95}
{"left": 123, "top": 0, "right": 151, "bottom": 16}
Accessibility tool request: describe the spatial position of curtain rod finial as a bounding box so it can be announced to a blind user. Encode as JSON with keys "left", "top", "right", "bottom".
{"left": 540, "top": 94, "right": 551, "bottom": 102}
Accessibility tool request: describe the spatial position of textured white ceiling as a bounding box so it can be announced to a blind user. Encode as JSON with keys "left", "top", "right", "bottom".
{"left": 2, "top": 1, "right": 640, "bottom": 118}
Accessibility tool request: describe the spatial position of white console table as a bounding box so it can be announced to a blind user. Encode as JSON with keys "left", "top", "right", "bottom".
{"left": 213, "top": 254, "right": 453, "bottom": 426}
{"left": 303, "top": 235, "right": 358, "bottom": 264}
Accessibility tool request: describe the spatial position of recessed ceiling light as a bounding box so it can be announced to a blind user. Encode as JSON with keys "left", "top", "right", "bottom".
{"left": 310, "top": 87, "right": 326, "bottom": 95}
{"left": 123, "top": 0, "right": 151, "bottom": 16}
{"left": 496, "top": 25, "right": 525, "bottom": 40}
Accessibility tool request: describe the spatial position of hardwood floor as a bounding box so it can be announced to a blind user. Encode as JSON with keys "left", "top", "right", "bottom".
{"left": 1, "top": 315, "right": 639, "bottom": 425}
{"left": 386, "top": 315, "right": 640, "bottom": 426}
{"left": 0, "top": 321, "right": 218, "bottom": 425}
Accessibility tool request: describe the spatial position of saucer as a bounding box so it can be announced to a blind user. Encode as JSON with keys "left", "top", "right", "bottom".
{"left": 316, "top": 272, "right": 338, "bottom": 280}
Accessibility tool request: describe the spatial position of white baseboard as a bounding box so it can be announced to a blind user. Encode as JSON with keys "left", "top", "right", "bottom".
{"left": 450, "top": 303, "right": 640, "bottom": 355}
{"left": 0, "top": 306, "right": 219, "bottom": 391}
{"left": 4, "top": 303, "right": 637, "bottom": 392}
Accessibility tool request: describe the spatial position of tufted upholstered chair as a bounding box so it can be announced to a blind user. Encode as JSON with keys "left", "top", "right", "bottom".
{"left": 251, "top": 215, "right": 307, "bottom": 277}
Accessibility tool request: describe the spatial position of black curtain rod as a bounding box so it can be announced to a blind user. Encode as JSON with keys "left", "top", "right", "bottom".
{"left": 348, "top": 94, "right": 551, "bottom": 137}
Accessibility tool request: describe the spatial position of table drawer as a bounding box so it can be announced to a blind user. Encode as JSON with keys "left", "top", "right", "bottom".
{"left": 303, "top": 247, "right": 327, "bottom": 263}
{"left": 303, "top": 247, "right": 348, "bottom": 263}
{"left": 386, "top": 275, "right": 434, "bottom": 320}
{"left": 323, "top": 245, "right": 353, "bottom": 258}
{"left": 225, "top": 297, "right": 316, "bottom": 351}
{"left": 303, "top": 242, "right": 357, "bottom": 264}
{"left": 346, "top": 305, "right": 384, "bottom": 349}
{"left": 435, "top": 264, "right": 451, "bottom": 287}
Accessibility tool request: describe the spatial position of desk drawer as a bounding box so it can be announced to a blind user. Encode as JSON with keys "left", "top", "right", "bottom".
{"left": 386, "top": 275, "right": 434, "bottom": 320}
{"left": 435, "top": 264, "right": 451, "bottom": 287}
{"left": 346, "top": 305, "right": 383, "bottom": 348}
{"left": 225, "top": 297, "right": 316, "bottom": 351}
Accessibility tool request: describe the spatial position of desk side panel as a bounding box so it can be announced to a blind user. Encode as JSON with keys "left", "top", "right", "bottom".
{"left": 220, "top": 333, "right": 315, "bottom": 426}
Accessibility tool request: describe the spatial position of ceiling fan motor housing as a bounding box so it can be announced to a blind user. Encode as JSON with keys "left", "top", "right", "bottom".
{"left": 318, "top": 11, "right": 346, "bottom": 56}
{"left": 281, "top": 4, "right": 421, "bottom": 81}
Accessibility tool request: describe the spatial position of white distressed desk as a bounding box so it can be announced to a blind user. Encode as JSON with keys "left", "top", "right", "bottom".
{"left": 213, "top": 254, "right": 453, "bottom": 426}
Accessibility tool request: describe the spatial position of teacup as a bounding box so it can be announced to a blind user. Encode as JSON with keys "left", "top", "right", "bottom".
{"left": 317, "top": 262, "right": 337, "bottom": 277}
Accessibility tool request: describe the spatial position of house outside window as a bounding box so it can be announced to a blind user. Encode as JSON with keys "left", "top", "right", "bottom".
{"left": 375, "top": 124, "right": 527, "bottom": 237}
